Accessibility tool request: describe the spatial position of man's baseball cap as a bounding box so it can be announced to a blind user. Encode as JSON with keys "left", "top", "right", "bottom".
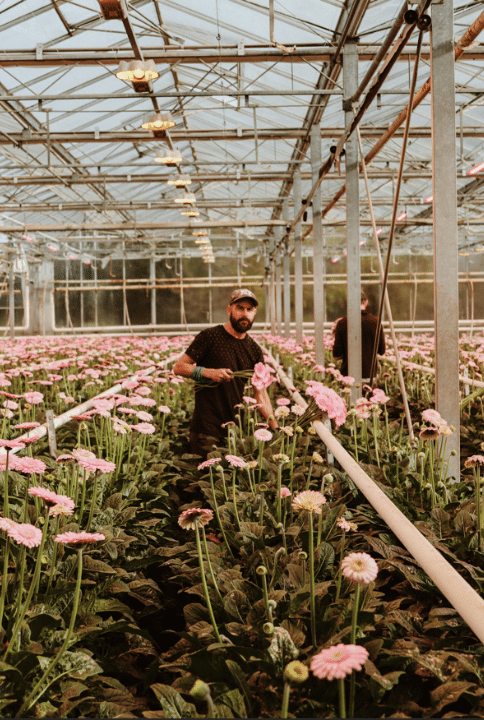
{"left": 229, "top": 288, "right": 258, "bottom": 306}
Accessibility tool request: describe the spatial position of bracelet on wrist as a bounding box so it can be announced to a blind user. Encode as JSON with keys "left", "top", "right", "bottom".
{"left": 191, "top": 365, "right": 205, "bottom": 382}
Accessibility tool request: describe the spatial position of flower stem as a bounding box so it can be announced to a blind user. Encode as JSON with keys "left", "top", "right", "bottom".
{"left": 339, "top": 678, "right": 347, "bottom": 719}
{"left": 46, "top": 516, "right": 61, "bottom": 594}
{"left": 231, "top": 471, "right": 242, "bottom": 534}
{"left": 208, "top": 469, "right": 234, "bottom": 560}
{"left": 281, "top": 682, "right": 291, "bottom": 719}
{"left": 194, "top": 523, "right": 222, "bottom": 643}
{"left": 276, "top": 465, "right": 282, "bottom": 522}
{"left": 15, "top": 548, "right": 84, "bottom": 718}
{"left": 348, "top": 584, "right": 361, "bottom": 719}
{"left": 201, "top": 526, "right": 224, "bottom": 606}
{"left": 335, "top": 531, "right": 346, "bottom": 603}
{"left": 85, "top": 474, "right": 98, "bottom": 533}
{"left": 308, "top": 512, "right": 317, "bottom": 648}
{"left": 0, "top": 537, "right": 11, "bottom": 632}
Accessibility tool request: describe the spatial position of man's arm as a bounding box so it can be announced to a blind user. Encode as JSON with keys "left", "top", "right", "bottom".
{"left": 173, "top": 353, "right": 234, "bottom": 383}
{"left": 253, "top": 387, "right": 278, "bottom": 430}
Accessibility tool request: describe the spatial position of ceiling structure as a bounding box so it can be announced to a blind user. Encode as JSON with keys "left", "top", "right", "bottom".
{"left": 1, "top": 0, "right": 484, "bottom": 268}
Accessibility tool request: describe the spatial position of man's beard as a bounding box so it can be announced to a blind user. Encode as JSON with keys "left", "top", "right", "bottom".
{"left": 229, "top": 313, "right": 253, "bottom": 333}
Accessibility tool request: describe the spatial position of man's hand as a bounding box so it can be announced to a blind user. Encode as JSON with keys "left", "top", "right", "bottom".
{"left": 205, "top": 367, "right": 233, "bottom": 383}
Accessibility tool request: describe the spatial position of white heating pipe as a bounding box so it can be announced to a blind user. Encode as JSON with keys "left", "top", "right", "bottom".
{"left": 266, "top": 349, "right": 484, "bottom": 644}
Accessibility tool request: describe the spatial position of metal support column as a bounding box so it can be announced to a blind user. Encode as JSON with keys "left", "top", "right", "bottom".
{"left": 293, "top": 169, "right": 304, "bottom": 343}
{"left": 274, "top": 226, "right": 283, "bottom": 335}
{"left": 8, "top": 257, "right": 14, "bottom": 339}
{"left": 29, "top": 260, "right": 54, "bottom": 335}
{"left": 282, "top": 198, "right": 291, "bottom": 338}
{"left": 150, "top": 256, "right": 156, "bottom": 325}
{"left": 431, "top": 0, "right": 460, "bottom": 479}
{"left": 344, "top": 41, "right": 362, "bottom": 402}
{"left": 93, "top": 242, "right": 99, "bottom": 328}
{"left": 268, "top": 239, "right": 276, "bottom": 334}
{"left": 311, "top": 124, "right": 325, "bottom": 366}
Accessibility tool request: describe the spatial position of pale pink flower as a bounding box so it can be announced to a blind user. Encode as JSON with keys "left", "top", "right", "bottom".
{"left": 178, "top": 507, "right": 213, "bottom": 530}
{"left": 131, "top": 422, "right": 156, "bottom": 434}
{"left": 16, "top": 457, "right": 47, "bottom": 475}
{"left": 465, "top": 455, "right": 484, "bottom": 468}
{"left": 14, "top": 422, "right": 40, "bottom": 429}
{"left": 254, "top": 429, "right": 273, "bottom": 442}
{"left": 197, "top": 457, "right": 222, "bottom": 471}
{"left": 272, "top": 453, "right": 289, "bottom": 463}
{"left": 226, "top": 455, "right": 246, "bottom": 468}
{"left": 55, "top": 531, "right": 105, "bottom": 545}
{"left": 49, "top": 503, "right": 75, "bottom": 517}
{"left": 158, "top": 405, "right": 171, "bottom": 414}
{"left": 251, "top": 363, "right": 276, "bottom": 391}
{"left": 276, "top": 398, "right": 291, "bottom": 406}
{"left": 422, "top": 408, "right": 444, "bottom": 427}
{"left": 243, "top": 396, "right": 257, "bottom": 404}
{"left": 280, "top": 487, "right": 292, "bottom": 498}
{"left": 23, "top": 392, "right": 44, "bottom": 405}
{"left": 117, "top": 407, "right": 137, "bottom": 415}
{"left": 311, "top": 644, "right": 369, "bottom": 681}
{"left": 337, "top": 517, "right": 351, "bottom": 532}
{"left": 136, "top": 411, "right": 153, "bottom": 422}
{"left": 370, "top": 388, "right": 390, "bottom": 405}
{"left": 341, "top": 552, "right": 378, "bottom": 584}
{"left": 72, "top": 448, "right": 96, "bottom": 462}
{"left": 3, "top": 400, "right": 18, "bottom": 410}
{"left": 0, "top": 439, "right": 25, "bottom": 449}
{"left": 135, "top": 386, "right": 151, "bottom": 396}
{"left": 29, "top": 487, "right": 75, "bottom": 510}
{"left": 92, "top": 398, "right": 115, "bottom": 412}
{"left": 291, "top": 404, "right": 305, "bottom": 416}
{"left": 56, "top": 454, "right": 75, "bottom": 463}
{"left": 77, "top": 456, "right": 116, "bottom": 473}
{"left": 0, "top": 517, "right": 16, "bottom": 531}
{"left": 355, "top": 398, "right": 372, "bottom": 420}
{"left": 122, "top": 380, "right": 139, "bottom": 390}
{"left": 292, "top": 490, "right": 327, "bottom": 514}
{"left": 8, "top": 522, "right": 42, "bottom": 548}
{"left": 128, "top": 395, "right": 156, "bottom": 407}
{"left": 305, "top": 382, "right": 347, "bottom": 427}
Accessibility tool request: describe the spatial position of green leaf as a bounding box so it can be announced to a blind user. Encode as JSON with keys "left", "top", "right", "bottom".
{"left": 430, "top": 681, "right": 475, "bottom": 715}
{"left": 0, "top": 660, "right": 24, "bottom": 684}
{"left": 36, "top": 650, "right": 102, "bottom": 689}
{"left": 82, "top": 556, "right": 117, "bottom": 574}
{"left": 225, "top": 659, "right": 252, "bottom": 717}
{"left": 215, "top": 688, "right": 247, "bottom": 718}
{"left": 150, "top": 683, "right": 197, "bottom": 718}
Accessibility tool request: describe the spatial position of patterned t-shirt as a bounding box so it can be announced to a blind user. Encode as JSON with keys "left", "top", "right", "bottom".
{"left": 186, "top": 324, "right": 264, "bottom": 438}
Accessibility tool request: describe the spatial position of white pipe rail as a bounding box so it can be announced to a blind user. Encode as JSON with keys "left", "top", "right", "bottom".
{"left": 266, "top": 349, "right": 484, "bottom": 644}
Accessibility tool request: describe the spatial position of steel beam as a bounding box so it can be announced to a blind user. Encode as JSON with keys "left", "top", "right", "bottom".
{"left": 274, "top": 227, "right": 283, "bottom": 336}
{"left": 282, "top": 199, "right": 291, "bottom": 338}
{"left": 293, "top": 169, "right": 303, "bottom": 343}
{"left": 344, "top": 42, "right": 362, "bottom": 400}
{"left": 311, "top": 124, "right": 325, "bottom": 366}
{"left": 431, "top": 0, "right": 461, "bottom": 480}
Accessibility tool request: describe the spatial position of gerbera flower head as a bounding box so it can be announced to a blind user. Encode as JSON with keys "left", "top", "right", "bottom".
{"left": 341, "top": 552, "right": 378, "bottom": 584}
{"left": 55, "top": 531, "right": 105, "bottom": 545}
{"left": 226, "top": 455, "right": 246, "bottom": 468}
{"left": 178, "top": 507, "right": 214, "bottom": 530}
{"left": 275, "top": 406, "right": 290, "bottom": 419}
{"left": 254, "top": 429, "right": 273, "bottom": 442}
{"left": 23, "top": 391, "right": 44, "bottom": 405}
{"left": 130, "top": 422, "right": 156, "bottom": 434}
{"left": 8, "top": 522, "right": 43, "bottom": 548}
{"left": 419, "top": 426, "right": 440, "bottom": 441}
{"left": 310, "top": 644, "right": 369, "bottom": 681}
{"left": 49, "top": 503, "right": 75, "bottom": 517}
{"left": 280, "top": 487, "right": 292, "bottom": 498}
{"left": 464, "top": 455, "right": 484, "bottom": 468}
{"left": 0, "top": 439, "right": 26, "bottom": 449}
{"left": 14, "top": 422, "right": 40, "bottom": 430}
{"left": 292, "top": 490, "right": 327, "bottom": 514}
{"left": 197, "top": 457, "right": 221, "bottom": 471}
{"left": 272, "top": 453, "right": 289, "bottom": 463}
{"left": 28, "top": 487, "right": 75, "bottom": 510}
{"left": 0, "top": 517, "right": 16, "bottom": 532}
{"left": 337, "top": 517, "right": 351, "bottom": 532}
{"left": 158, "top": 405, "right": 171, "bottom": 414}
{"left": 276, "top": 398, "right": 291, "bottom": 406}
{"left": 15, "top": 457, "right": 47, "bottom": 475}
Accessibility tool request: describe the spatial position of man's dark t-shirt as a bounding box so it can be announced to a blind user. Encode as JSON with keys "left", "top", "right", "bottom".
{"left": 186, "top": 324, "right": 264, "bottom": 438}
{"left": 333, "top": 310, "right": 385, "bottom": 377}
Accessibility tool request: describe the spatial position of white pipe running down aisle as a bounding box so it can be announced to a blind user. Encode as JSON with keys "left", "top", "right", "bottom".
{"left": 10, "top": 353, "right": 178, "bottom": 450}
{"left": 265, "top": 349, "right": 484, "bottom": 645}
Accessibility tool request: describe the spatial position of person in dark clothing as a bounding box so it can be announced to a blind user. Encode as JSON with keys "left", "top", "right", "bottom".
{"left": 173, "top": 288, "right": 277, "bottom": 457}
{"left": 332, "top": 291, "right": 386, "bottom": 380}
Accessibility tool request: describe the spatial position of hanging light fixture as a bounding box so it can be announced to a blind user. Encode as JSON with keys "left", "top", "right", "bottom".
{"left": 167, "top": 174, "right": 191, "bottom": 187}
{"left": 396, "top": 211, "right": 407, "bottom": 221}
{"left": 475, "top": 245, "right": 484, "bottom": 252}
{"left": 154, "top": 147, "right": 183, "bottom": 166}
{"left": 141, "top": 112, "right": 176, "bottom": 131}
{"left": 175, "top": 193, "right": 196, "bottom": 204}
{"left": 468, "top": 161, "right": 484, "bottom": 176}
{"left": 116, "top": 60, "right": 159, "bottom": 82}
{"left": 181, "top": 209, "right": 199, "bottom": 217}
{"left": 424, "top": 195, "right": 433, "bottom": 203}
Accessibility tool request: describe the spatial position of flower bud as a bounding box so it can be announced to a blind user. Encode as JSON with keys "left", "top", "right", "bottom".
{"left": 263, "top": 622, "right": 274, "bottom": 635}
{"left": 268, "top": 599, "right": 277, "bottom": 610}
{"left": 298, "top": 551, "right": 308, "bottom": 561}
{"left": 323, "top": 473, "right": 334, "bottom": 483}
{"left": 259, "top": 483, "right": 269, "bottom": 492}
{"left": 256, "top": 565, "right": 268, "bottom": 576}
{"left": 189, "top": 679, "right": 211, "bottom": 701}
{"left": 284, "top": 660, "right": 309, "bottom": 684}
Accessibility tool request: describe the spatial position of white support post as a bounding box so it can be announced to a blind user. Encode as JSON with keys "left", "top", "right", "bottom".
{"left": 282, "top": 198, "right": 291, "bottom": 338}
{"left": 344, "top": 41, "right": 362, "bottom": 403}
{"left": 274, "top": 227, "right": 283, "bottom": 335}
{"left": 431, "top": 0, "right": 460, "bottom": 480}
{"left": 311, "top": 124, "right": 325, "bottom": 366}
{"left": 150, "top": 256, "right": 156, "bottom": 325}
{"left": 293, "top": 169, "right": 304, "bottom": 343}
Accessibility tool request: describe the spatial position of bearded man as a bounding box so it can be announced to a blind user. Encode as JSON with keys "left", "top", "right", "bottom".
{"left": 173, "top": 288, "right": 277, "bottom": 458}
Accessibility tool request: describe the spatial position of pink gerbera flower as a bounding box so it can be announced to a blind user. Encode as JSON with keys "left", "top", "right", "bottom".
{"left": 337, "top": 517, "right": 351, "bottom": 532}
{"left": 280, "top": 487, "right": 292, "bottom": 498}
{"left": 8, "top": 522, "right": 43, "bottom": 548}
{"left": 0, "top": 439, "right": 26, "bottom": 449}
{"left": 0, "top": 517, "right": 16, "bottom": 531}
{"left": 15, "top": 457, "right": 47, "bottom": 475}
{"left": 158, "top": 405, "right": 171, "bottom": 414}
{"left": 77, "top": 456, "right": 117, "bottom": 474}
{"left": 130, "top": 422, "right": 156, "bottom": 434}
{"left": 197, "top": 457, "right": 222, "bottom": 471}
{"left": 178, "top": 507, "right": 214, "bottom": 530}
{"left": 28, "top": 487, "right": 75, "bottom": 510}
{"left": 55, "top": 531, "right": 105, "bottom": 545}
{"left": 276, "top": 398, "right": 291, "bottom": 406}
{"left": 310, "top": 644, "right": 369, "bottom": 680}
{"left": 464, "top": 455, "right": 484, "bottom": 468}
{"left": 341, "top": 552, "right": 378, "bottom": 584}
{"left": 49, "top": 503, "right": 75, "bottom": 517}
{"left": 254, "top": 429, "right": 273, "bottom": 442}
{"left": 23, "top": 391, "right": 44, "bottom": 405}
{"left": 292, "top": 490, "right": 327, "bottom": 514}
{"left": 226, "top": 455, "right": 246, "bottom": 468}
{"left": 14, "top": 422, "right": 40, "bottom": 429}
{"left": 72, "top": 449, "right": 96, "bottom": 462}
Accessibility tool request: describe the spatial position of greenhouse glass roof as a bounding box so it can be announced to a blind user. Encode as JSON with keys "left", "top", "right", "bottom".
{"left": 1, "top": 0, "right": 484, "bottom": 262}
